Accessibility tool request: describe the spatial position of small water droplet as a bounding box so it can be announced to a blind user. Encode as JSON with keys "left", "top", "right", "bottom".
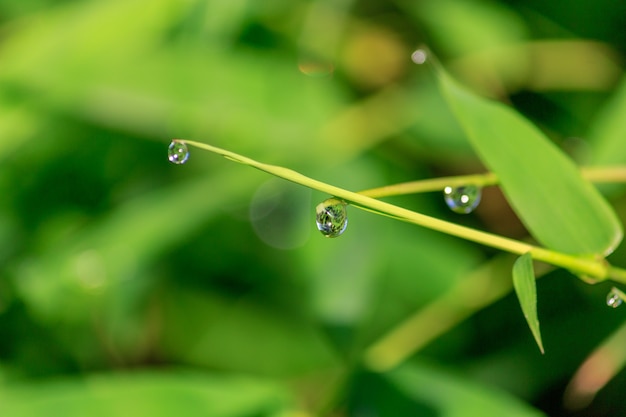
{"left": 607, "top": 288, "right": 623, "bottom": 308}
{"left": 316, "top": 198, "right": 348, "bottom": 238}
{"left": 168, "top": 140, "right": 189, "bottom": 164}
{"left": 411, "top": 49, "right": 428, "bottom": 65}
{"left": 443, "top": 185, "right": 482, "bottom": 214}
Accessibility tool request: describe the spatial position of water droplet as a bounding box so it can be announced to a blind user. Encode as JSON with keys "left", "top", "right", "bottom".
{"left": 316, "top": 198, "right": 348, "bottom": 238}
{"left": 443, "top": 185, "right": 482, "bottom": 214}
{"left": 606, "top": 288, "right": 623, "bottom": 308}
{"left": 168, "top": 140, "right": 189, "bottom": 164}
{"left": 411, "top": 49, "right": 428, "bottom": 65}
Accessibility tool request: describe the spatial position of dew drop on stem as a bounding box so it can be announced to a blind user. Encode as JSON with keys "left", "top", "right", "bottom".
{"left": 443, "top": 185, "right": 482, "bottom": 214}
{"left": 606, "top": 288, "right": 623, "bottom": 308}
{"left": 316, "top": 198, "right": 348, "bottom": 238}
{"left": 168, "top": 140, "right": 190, "bottom": 165}
{"left": 411, "top": 49, "right": 428, "bottom": 65}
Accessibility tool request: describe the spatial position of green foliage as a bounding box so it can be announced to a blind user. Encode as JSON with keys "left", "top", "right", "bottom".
{"left": 513, "top": 253, "right": 543, "bottom": 353}
{"left": 588, "top": 77, "right": 626, "bottom": 195}
{"left": 436, "top": 64, "right": 622, "bottom": 256}
{"left": 1, "top": 0, "right": 626, "bottom": 416}
{"left": 0, "top": 371, "right": 290, "bottom": 417}
{"left": 386, "top": 362, "right": 547, "bottom": 417}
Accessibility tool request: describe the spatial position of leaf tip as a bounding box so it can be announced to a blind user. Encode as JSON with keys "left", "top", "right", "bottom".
{"left": 535, "top": 335, "right": 545, "bottom": 355}
{"left": 513, "top": 253, "right": 545, "bottom": 354}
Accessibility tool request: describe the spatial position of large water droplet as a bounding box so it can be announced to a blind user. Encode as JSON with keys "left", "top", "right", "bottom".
{"left": 316, "top": 198, "right": 348, "bottom": 238}
{"left": 606, "top": 288, "right": 623, "bottom": 308}
{"left": 411, "top": 49, "right": 428, "bottom": 65}
{"left": 443, "top": 185, "right": 482, "bottom": 214}
{"left": 168, "top": 140, "right": 189, "bottom": 164}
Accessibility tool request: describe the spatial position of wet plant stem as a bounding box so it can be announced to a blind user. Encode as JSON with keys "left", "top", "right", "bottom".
{"left": 358, "top": 167, "right": 626, "bottom": 198}
{"left": 178, "top": 140, "right": 626, "bottom": 283}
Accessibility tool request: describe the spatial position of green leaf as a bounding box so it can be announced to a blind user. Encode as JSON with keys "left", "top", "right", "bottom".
{"left": 414, "top": 0, "right": 528, "bottom": 57}
{"left": 385, "top": 362, "right": 547, "bottom": 417}
{"left": 161, "top": 288, "right": 337, "bottom": 375}
{"left": 513, "top": 253, "right": 543, "bottom": 353}
{"left": 589, "top": 76, "right": 626, "bottom": 167}
{"left": 0, "top": 371, "right": 290, "bottom": 417}
{"left": 588, "top": 76, "right": 626, "bottom": 195}
{"left": 12, "top": 169, "right": 263, "bottom": 325}
{"left": 0, "top": 0, "right": 352, "bottom": 165}
{"left": 435, "top": 65, "right": 623, "bottom": 255}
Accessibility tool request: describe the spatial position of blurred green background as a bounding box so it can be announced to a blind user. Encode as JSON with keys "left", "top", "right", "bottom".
{"left": 1, "top": 0, "right": 626, "bottom": 416}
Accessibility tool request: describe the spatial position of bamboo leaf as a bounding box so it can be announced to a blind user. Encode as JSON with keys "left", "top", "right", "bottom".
{"left": 589, "top": 76, "right": 626, "bottom": 167}
{"left": 386, "top": 362, "right": 547, "bottom": 416}
{"left": 513, "top": 252, "right": 543, "bottom": 353}
{"left": 588, "top": 76, "right": 626, "bottom": 195}
{"left": 0, "top": 371, "right": 290, "bottom": 417}
{"left": 435, "top": 66, "right": 623, "bottom": 256}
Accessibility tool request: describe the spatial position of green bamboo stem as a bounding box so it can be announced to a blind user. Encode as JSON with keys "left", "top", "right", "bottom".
{"left": 581, "top": 166, "right": 626, "bottom": 184}
{"left": 358, "top": 167, "right": 626, "bottom": 199}
{"left": 608, "top": 266, "right": 626, "bottom": 283}
{"left": 177, "top": 139, "right": 626, "bottom": 283}
{"left": 359, "top": 173, "right": 498, "bottom": 198}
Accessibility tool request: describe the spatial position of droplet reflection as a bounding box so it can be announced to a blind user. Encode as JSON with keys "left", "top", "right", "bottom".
{"left": 443, "top": 185, "right": 482, "bottom": 214}
{"left": 316, "top": 198, "right": 348, "bottom": 238}
{"left": 249, "top": 180, "right": 311, "bottom": 250}
{"left": 168, "top": 140, "right": 190, "bottom": 165}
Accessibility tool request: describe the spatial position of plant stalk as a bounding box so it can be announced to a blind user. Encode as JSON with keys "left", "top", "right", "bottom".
{"left": 358, "top": 167, "right": 626, "bottom": 199}
{"left": 178, "top": 140, "right": 626, "bottom": 283}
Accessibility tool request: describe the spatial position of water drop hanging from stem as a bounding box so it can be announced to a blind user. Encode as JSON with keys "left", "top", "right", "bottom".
{"left": 443, "top": 185, "right": 482, "bottom": 214}
{"left": 607, "top": 287, "right": 624, "bottom": 308}
{"left": 411, "top": 49, "right": 428, "bottom": 65}
{"left": 168, "top": 140, "right": 190, "bottom": 165}
{"left": 316, "top": 198, "right": 348, "bottom": 238}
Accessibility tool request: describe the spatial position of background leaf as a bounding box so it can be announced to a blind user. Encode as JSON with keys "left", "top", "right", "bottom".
{"left": 0, "top": 371, "right": 290, "bottom": 417}
{"left": 588, "top": 75, "right": 626, "bottom": 195}
{"left": 513, "top": 253, "right": 544, "bottom": 353}
{"left": 376, "top": 362, "right": 547, "bottom": 417}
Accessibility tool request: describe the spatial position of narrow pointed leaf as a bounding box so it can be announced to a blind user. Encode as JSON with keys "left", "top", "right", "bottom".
{"left": 435, "top": 66, "right": 623, "bottom": 256}
{"left": 513, "top": 252, "right": 543, "bottom": 353}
